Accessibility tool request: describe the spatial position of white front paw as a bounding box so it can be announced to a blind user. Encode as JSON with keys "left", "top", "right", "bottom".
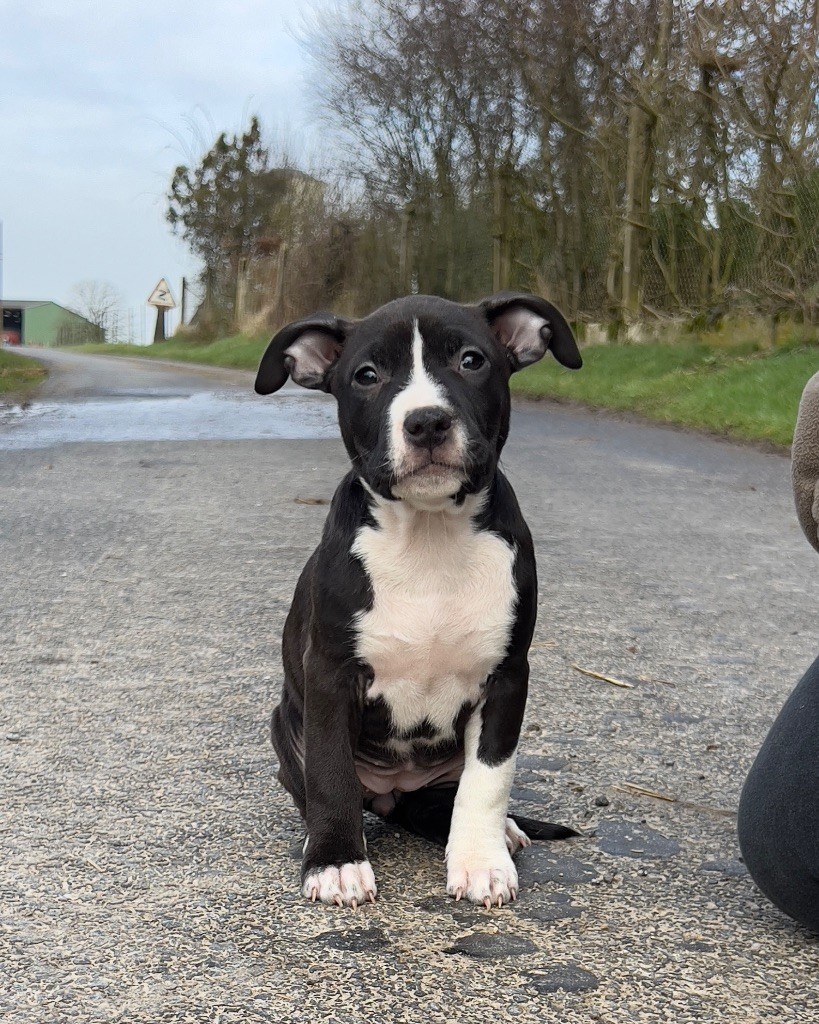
{"left": 302, "top": 860, "right": 377, "bottom": 908}
{"left": 446, "top": 846, "right": 518, "bottom": 907}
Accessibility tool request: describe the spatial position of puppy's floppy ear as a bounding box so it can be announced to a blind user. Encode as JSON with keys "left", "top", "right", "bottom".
{"left": 478, "top": 291, "right": 582, "bottom": 371}
{"left": 255, "top": 312, "right": 352, "bottom": 395}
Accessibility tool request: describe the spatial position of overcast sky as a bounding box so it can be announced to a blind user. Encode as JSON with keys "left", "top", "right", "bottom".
{"left": 1, "top": 0, "right": 316, "bottom": 341}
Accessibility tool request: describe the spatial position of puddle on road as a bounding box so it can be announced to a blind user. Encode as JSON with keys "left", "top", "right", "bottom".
{"left": 0, "top": 390, "right": 340, "bottom": 451}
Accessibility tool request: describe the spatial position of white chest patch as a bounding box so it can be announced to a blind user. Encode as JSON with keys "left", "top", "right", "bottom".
{"left": 352, "top": 494, "right": 517, "bottom": 740}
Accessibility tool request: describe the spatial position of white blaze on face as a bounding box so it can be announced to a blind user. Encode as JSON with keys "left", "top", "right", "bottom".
{"left": 388, "top": 319, "right": 450, "bottom": 462}
{"left": 388, "top": 319, "right": 466, "bottom": 507}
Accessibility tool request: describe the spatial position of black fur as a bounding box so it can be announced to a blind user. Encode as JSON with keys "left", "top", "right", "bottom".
{"left": 258, "top": 293, "right": 582, "bottom": 895}
{"left": 385, "top": 785, "right": 579, "bottom": 847}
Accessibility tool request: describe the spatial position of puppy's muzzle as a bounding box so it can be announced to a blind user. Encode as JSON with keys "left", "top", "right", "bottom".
{"left": 404, "top": 406, "right": 453, "bottom": 451}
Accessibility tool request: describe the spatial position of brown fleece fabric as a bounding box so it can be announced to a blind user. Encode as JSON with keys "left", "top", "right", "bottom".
{"left": 792, "top": 370, "right": 819, "bottom": 555}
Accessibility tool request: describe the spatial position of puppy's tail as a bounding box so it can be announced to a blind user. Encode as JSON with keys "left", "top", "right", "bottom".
{"left": 507, "top": 813, "right": 578, "bottom": 841}
{"left": 383, "top": 785, "right": 579, "bottom": 847}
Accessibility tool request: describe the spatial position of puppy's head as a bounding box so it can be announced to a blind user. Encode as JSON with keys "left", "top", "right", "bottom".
{"left": 256, "top": 293, "right": 581, "bottom": 509}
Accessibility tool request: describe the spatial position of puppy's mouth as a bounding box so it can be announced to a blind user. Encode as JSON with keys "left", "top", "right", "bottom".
{"left": 390, "top": 456, "right": 466, "bottom": 507}
{"left": 396, "top": 458, "right": 464, "bottom": 482}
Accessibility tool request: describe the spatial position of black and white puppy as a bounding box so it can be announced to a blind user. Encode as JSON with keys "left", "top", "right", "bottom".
{"left": 255, "top": 292, "right": 582, "bottom": 909}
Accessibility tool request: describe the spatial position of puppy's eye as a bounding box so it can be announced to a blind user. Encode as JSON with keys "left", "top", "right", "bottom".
{"left": 460, "top": 350, "right": 486, "bottom": 372}
{"left": 354, "top": 365, "right": 379, "bottom": 387}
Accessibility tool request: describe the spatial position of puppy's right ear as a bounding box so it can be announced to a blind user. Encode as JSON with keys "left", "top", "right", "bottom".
{"left": 255, "top": 313, "right": 352, "bottom": 395}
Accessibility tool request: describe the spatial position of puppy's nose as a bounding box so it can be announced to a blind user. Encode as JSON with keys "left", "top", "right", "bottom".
{"left": 404, "top": 406, "right": 453, "bottom": 449}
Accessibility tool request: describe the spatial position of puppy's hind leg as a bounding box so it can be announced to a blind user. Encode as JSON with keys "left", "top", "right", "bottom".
{"left": 508, "top": 813, "right": 578, "bottom": 843}
{"left": 271, "top": 696, "right": 307, "bottom": 819}
{"left": 384, "top": 785, "right": 459, "bottom": 846}
{"left": 504, "top": 815, "right": 579, "bottom": 854}
{"left": 384, "top": 787, "right": 579, "bottom": 853}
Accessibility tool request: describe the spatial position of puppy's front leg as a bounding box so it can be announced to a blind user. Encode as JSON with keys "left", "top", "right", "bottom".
{"left": 301, "top": 645, "right": 375, "bottom": 908}
{"left": 446, "top": 660, "right": 528, "bottom": 907}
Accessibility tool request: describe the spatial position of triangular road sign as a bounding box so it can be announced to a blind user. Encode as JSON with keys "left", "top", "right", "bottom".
{"left": 147, "top": 278, "right": 176, "bottom": 308}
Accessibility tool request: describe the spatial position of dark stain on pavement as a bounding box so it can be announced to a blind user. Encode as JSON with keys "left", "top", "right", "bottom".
{"left": 516, "top": 847, "right": 599, "bottom": 886}
{"left": 515, "top": 892, "right": 585, "bottom": 923}
{"left": 524, "top": 964, "right": 600, "bottom": 993}
{"left": 311, "top": 927, "right": 390, "bottom": 953}
{"left": 698, "top": 858, "right": 748, "bottom": 877}
{"left": 596, "top": 818, "right": 681, "bottom": 859}
{"left": 444, "top": 932, "right": 537, "bottom": 959}
{"left": 517, "top": 754, "right": 571, "bottom": 772}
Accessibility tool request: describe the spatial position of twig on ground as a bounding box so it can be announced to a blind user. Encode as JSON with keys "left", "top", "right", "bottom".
{"left": 572, "top": 664, "right": 635, "bottom": 688}
{"left": 613, "top": 781, "right": 737, "bottom": 818}
{"left": 615, "top": 782, "right": 677, "bottom": 803}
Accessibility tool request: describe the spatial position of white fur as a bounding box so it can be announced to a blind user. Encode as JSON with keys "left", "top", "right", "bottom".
{"left": 505, "top": 817, "right": 532, "bottom": 855}
{"left": 446, "top": 711, "right": 519, "bottom": 905}
{"left": 302, "top": 860, "right": 377, "bottom": 907}
{"left": 387, "top": 320, "right": 467, "bottom": 507}
{"left": 388, "top": 320, "right": 449, "bottom": 467}
{"left": 352, "top": 493, "right": 517, "bottom": 745}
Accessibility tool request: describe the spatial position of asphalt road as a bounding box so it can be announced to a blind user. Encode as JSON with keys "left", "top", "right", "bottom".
{"left": 2, "top": 347, "right": 818, "bottom": 1023}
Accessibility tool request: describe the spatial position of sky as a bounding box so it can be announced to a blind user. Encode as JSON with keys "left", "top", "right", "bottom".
{"left": 1, "top": 0, "right": 318, "bottom": 342}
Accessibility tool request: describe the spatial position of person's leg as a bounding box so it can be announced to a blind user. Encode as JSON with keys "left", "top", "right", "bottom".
{"left": 738, "top": 652, "right": 819, "bottom": 931}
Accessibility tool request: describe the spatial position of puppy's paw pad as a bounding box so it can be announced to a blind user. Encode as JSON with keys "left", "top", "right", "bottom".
{"left": 505, "top": 817, "right": 531, "bottom": 856}
{"left": 446, "top": 850, "right": 518, "bottom": 907}
{"left": 302, "top": 860, "right": 377, "bottom": 908}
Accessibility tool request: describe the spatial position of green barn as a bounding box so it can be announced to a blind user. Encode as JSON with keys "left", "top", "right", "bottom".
{"left": 0, "top": 300, "right": 104, "bottom": 347}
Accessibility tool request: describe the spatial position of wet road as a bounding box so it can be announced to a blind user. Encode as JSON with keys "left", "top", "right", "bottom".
{"left": 0, "top": 348, "right": 338, "bottom": 449}
{"left": 2, "top": 347, "right": 819, "bottom": 1024}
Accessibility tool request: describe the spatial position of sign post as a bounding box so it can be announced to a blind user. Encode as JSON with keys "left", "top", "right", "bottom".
{"left": 147, "top": 278, "right": 176, "bottom": 343}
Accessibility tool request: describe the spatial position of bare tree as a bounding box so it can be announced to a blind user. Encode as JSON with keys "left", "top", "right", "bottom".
{"left": 162, "top": 0, "right": 819, "bottom": 330}
{"left": 68, "top": 280, "right": 124, "bottom": 339}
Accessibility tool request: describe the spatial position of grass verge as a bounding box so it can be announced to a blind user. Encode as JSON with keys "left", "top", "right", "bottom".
{"left": 77, "top": 331, "right": 818, "bottom": 448}
{"left": 76, "top": 334, "right": 267, "bottom": 371}
{"left": 0, "top": 348, "right": 47, "bottom": 399}
{"left": 511, "top": 340, "right": 817, "bottom": 448}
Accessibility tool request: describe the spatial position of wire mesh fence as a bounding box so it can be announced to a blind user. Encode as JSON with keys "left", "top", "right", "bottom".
{"left": 211, "top": 170, "right": 819, "bottom": 338}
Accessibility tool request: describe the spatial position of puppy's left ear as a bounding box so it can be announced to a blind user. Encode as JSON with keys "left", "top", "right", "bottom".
{"left": 479, "top": 292, "right": 582, "bottom": 371}
{"left": 255, "top": 312, "right": 353, "bottom": 395}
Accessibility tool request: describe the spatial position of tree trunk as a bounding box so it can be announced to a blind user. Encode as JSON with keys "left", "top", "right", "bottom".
{"left": 492, "top": 168, "right": 510, "bottom": 292}
{"left": 273, "top": 244, "right": 288, "bottom": 324}
{"left": 399, "top": 204, "right": 415, "bottom": 294}
{"left": 235, "top": 257, "right": 249, "bottom": 327}
{"left": 622, "top": 101, "right": 656, "bottom": 319}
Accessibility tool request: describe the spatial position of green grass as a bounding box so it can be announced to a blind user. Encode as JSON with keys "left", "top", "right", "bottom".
{"left": 511, "top": 340, "right": 817, "bottom": 447}
{"left": 76, "top": 329, "right": 819, "bottom": 448}
{"left": 76, "top": 333, "right": 268, "bottom": 371}
{"left": 0, "top": 348, "right": 47, "bottom": 397}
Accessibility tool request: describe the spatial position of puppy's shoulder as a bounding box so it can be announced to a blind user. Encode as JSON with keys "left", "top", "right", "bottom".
{"left": 475, "top": 471, "right": 533, "bottom": 553}
{"left": 310, "top": 472, "right": 375, "bottom": 628}
{"left": 318, "top": 471, "right": 377, "bottom": 553}
{"left": 476, "top": 472, "right": 539, "bottom": 655}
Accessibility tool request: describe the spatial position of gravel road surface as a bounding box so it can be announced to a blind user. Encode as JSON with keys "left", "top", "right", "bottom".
{"left": 2, "top": 348, "right": 818, "bottom": 1023}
